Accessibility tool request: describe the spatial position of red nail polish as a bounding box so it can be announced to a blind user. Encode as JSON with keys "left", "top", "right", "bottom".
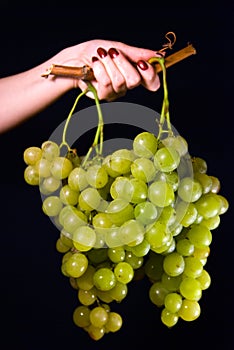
{"left": 137, "top": 60, "right": 148, "bottom": 71}
{"left": 108, "top": 48, "right": 119, "bottom": 59}
{"left": 92, "top": 56, "right": 99, "bottom": 62}
{"left": 97, "top": 47, "right": 107, "bottom": 58}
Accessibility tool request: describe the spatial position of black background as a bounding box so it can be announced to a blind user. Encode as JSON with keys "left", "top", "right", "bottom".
{"left": 0, "top": 4, "right": 233, "bottom": 349}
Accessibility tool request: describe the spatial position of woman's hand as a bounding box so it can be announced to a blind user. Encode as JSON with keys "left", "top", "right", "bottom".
{"left": 56, "top": 39, "right": 161, "bottom": 101}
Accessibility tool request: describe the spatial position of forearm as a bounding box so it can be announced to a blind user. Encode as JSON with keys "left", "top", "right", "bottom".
{"left": 0, "top": 49, "right": 75, "bottom": 133}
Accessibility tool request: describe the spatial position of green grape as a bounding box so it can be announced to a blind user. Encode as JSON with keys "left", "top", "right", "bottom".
{"left": 55, "top": 237, "right": 71, "bottom": 253}
{"left": 86, "top": 248, "right": 108, "bottom": 265}
{"left": 154, "top": 146, "right": 180, "bottom": 172}
{"left": 89, "top": 306, "right": 109, "bottom": 328}
{"left": 178, "top": 299, "right": 201, "bottom": 321}
{"left": 73, "top": 305, "right": 91, "bottom": 328}
{"left": 73, "top": 225, "right": 96, "bottom": 252}
{"left": 114, "top": 262, "right": 134, "bottom": 284}
{"left": 144, "top": 252, "right": 164, "bottom": 281}
{"left": 128, "top": 238, "right": 150, "bottom": 257}
{"left": 195, "top": 193, "right": 222, "bottom": 219}
{"left": 105, "top": 312, "right": 123, "bottom": 333}
{"left": 109, "top": 148, "right": 135, "bottom": 174}
{"left": 179, "top": 277, "right": 202, "bottom": 301}
{"left": 24, "top": 165, "right": 40, "bottom": 185}
{"left": 133, "top": 131, "right": 158, "bottom": 158}
{"left": 60, "top": 184, "right": 79, "bottom": 205}
{"left": 118, "top": 219, "right": 145, "bottom": 246}
{"left": 78, "top": 187, "right": 101, "bottom": 212}
{"left": 194, "top": 172, "right": 212, "bottom": 194}
{"left": 40, "top": 176, "right": 61, "bottom": 194}
{"left": 68, "top": 167, "right": 89, "bottom": 192}
{"left": 192, "top": 157, "right": 207, "bottom": 173}
{"left": 145, "top": 221, "right": 171, "bottom": 249}
{"left": 155, "top": 171, "right": 179, "bottom": 191}
{"left": 131, "top": 157, "right": 157, "bottom": 182}
{"left": 196, "top": 269, "right": 211, "bottom": 290}
{"left": 92, "top": 212, "right": 113, "bottom": 233}
{"left": 93, "top": 267, "right": 116, "bottom": 291}
{"left": 134, "top": 201, "right": 158, "bottom": 225}
{"left": 50, "top": 156, "right": 73, "bottom": 180}
{"left": 164, "top": 292, "right": 182, "bottom": 313}
{"left": 98, "top": 178, "right": 114, "bottom": 201}
{"left": 178, "top": 177, "right": 202, "bottom": 202}
{"left": 95, "top": 288, "right": 114, "bottom": 304}
{"left": 128, "top": 178, "right": 148, "bottom": 204}
{"left": 148, "top": 181, "right": 175, "bottom": 207}
{"left": 35, "top": 158, "right": 51, "bottom": 178}
{"left": 162, "top": 135, "right": 188, "bottom": 157}
{"left": 176, "top": 238, "right": 194, "bottom": 256}
{"left": 183, "top": 257, "right": 203, "bottom": 278}
{"left": 93, "top": 230, "right": 106, "bottom": 249}
{"left": 62, "top": 251, "right": 73, "bottom": 264}
{"left": 109, "top": 281, "right": 128, "bottom": 302}
{"left": 23, "top": 146, "right": 42, "bottom": 165}
{"left": 107, "top": 247, "right": 125, "bottom": 263}
{"left": 102, "top": 154, "right": 120, "bottom": 178}
{"left": 42, "top": 195, "right": 63, "bottom": 217}
{"left": 175, "top": 201, "right": 198, "bottom": 227}
{"left": 202, "top": 215, "right": 220, "bottom": 230}
{"left": 209, "top": 175, "right": 220, "bottom": 193}
{"left": 163, "top": 252, "right": 185, "bottom": 277}
{"left": 65, "top": 252, "right": 88, "bottom": 278}
{"left": 87, "top": 324, "right": 105, "bottom": 341}
{"left": 124, "top": 251, "right": 144, "bottom": 270}
{"left": 76, "top": 265, "right": 96, "bottom": 290}
{"left": 60, "top": 230, "right": 73, "bottom": 248}
{"left": 149, "top": 281, "right": 169, "bottom": 307}
{"left": 62, "top": 207, "right": 88, "bottom": 233}
{"left": 161, "top": 307, "right": 179, "bottom": 328}
{"left": 159, "top": 206, "right": 176, "bottom": 227}
{"left": 158, "top": 236, "right": 175, "bottom": 254}
{"left": 104, "top": 227, "right": 123, "bottom": 248}
{"left": 106, "top": 199, "right": 134, "bottom": 226}
{"left": 86, "top": 164, "right": 109, "bottom": 189}
{"left": 161, "top": 272, "right": 182, "bottom": 292}
{"left": 217, "top": 194, "right": 229, "bottom": 215}
{"left": 78, "top": 287, "right": 97, "bottom": 306}
{"left": 192, "top": 246, "right": 210, "bottom": 260}
{"left": 41, "top": 140, "right": 60, "bottom": 161}
{"left": 110, "top": 176, "right": 132, "bottom": 201}
{"left": 69, "top": 277, "right": 78, "bottom": 290}
{"left": 186, "top": 224, "right": 212, "bottom": 248}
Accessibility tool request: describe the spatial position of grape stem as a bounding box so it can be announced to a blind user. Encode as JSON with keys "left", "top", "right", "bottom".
{"left": 148, "top": 56, "right": 173, "bottom": 139}
{"left": 82, "top": 82, "right": 104, "bottom": 166}
{"left": 60, "top": 88, "right": 88, "bottom": 151}
{"left": 60, "top": 83, "right": 104, "bottom": 167}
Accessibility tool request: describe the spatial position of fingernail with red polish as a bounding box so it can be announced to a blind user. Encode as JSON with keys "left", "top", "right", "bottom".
{"left": 97, "top": 47, "right": 107, "bottom": 58}
{"left": 92, "top": 56, "right": 99, "bottom": 62}
{"left": 108, "top": 48, "right": 119, "bottom": 59}
{"left": 137, "top": 60, "right": 148, "bottom": 71}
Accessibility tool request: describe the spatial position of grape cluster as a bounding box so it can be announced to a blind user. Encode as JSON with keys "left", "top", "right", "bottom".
{"left": 23, "top": 131, "right": 228, "bottom": 339}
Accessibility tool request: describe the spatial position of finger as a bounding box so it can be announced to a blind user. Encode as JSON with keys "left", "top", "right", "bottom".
{"left": 136, "top": 60, "right": 160, "bottom": 91}
{"left": 96, "top": 47, "right": 127, "bottom": 94}
{"left": 78, "top": 58, "right": 124, "bottom": 101}
{"left": 107, "top": 48, "right": 142, "bottom": 90}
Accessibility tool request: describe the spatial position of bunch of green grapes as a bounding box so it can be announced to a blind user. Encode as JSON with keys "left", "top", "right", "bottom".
{"left": 23, "top": 129, "right": 229, "bottom": 339}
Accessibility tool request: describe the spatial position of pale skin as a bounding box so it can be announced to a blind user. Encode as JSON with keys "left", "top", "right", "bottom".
{"left": 0, "top": 39, "right": 161, "bottom": 133}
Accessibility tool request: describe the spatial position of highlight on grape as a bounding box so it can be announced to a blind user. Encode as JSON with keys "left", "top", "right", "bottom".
{"left": 22, "top": 57, "right": 229, "bottom": 341}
